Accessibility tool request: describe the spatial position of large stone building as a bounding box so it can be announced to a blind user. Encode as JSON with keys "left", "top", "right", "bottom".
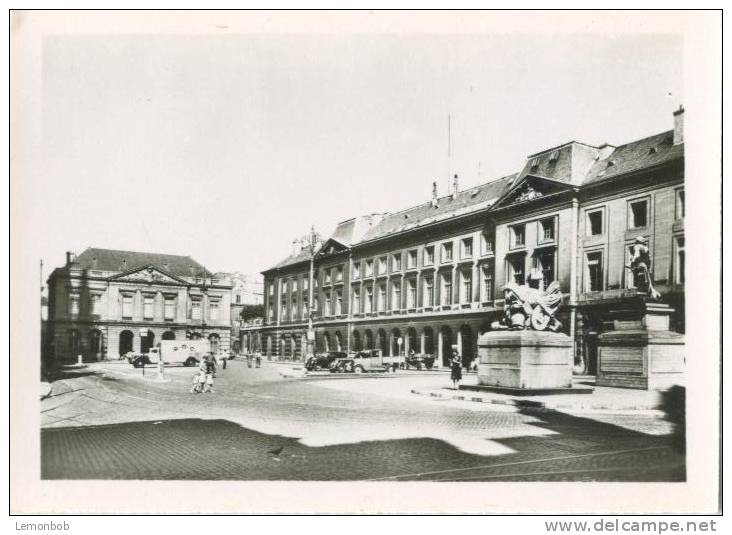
{"left": 259, "top": 108, "right": 685, "bottom": 372}
{"left": 45, "top": 248, "right": 233, "bottom": 361}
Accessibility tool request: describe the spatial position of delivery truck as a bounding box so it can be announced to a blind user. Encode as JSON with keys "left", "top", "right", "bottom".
{"left": 130, "top": 339, "right": 210, "bottom": 368}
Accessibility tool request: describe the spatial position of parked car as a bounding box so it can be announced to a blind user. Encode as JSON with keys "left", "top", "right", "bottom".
{"left": 405, "top": 353, "right": 436, "bottom": 370}
{"left": 330, "top": 352, "right": 388, "bottom": 374}
{"left": 305, "top": 351, "right": 348, "bottom": 371}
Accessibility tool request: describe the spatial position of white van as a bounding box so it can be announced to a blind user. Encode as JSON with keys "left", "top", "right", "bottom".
{"left": 145, "top": 340, "right": 211, "bottom": 367}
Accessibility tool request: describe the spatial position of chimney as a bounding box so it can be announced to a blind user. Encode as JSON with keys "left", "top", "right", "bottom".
{"left": 291, "top": 240, "right": 300, "bottom": 256}
{"left": 673, "top": 105, "right": 684, "bottom": 145}
{"left": 451, "top": 174, "right": 459, "bottom": 200}
{"left": 431, "top": 181, "right": 439, "bottom": 207}
{"left": 65, "top": 251, "right": 77, "bottom": 266}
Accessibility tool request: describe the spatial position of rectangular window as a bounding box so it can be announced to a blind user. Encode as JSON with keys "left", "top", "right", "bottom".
{"left": 235, "top": 294, "right": 241, "bottom": 304}
{"left": 378, "top": 257, "right": 387, "bottom": 275}
{"left": 143, "top": 296, "right": 154, "bottom": 319}
{"left": 461, "top": 271, "right": 472, "bottom": 303}
{"left": 587, "top": 209, "right": 604, "bottom": 236}
{"left": 629, "top": 199, "right": 648, "bottom": 229}
{"left": 303, "top": 277, "right": 309, "bottom": 291}
{"left": 291, "top": 299, "right": 298, "bottom": 319}
{"left": 191, "top": 300, "right": 202, "bottom": 320}
{"left": 352, "top": 287, "right": 361, "bottom": 313}
{"left": 586, "top": 252, "right": 604, "bottom": 292}
{"left": 481, "top": 231, "right": 493, "bottom": 255}
{"left": 269, "top": 284, "right": 275, "bottom": 296}
{"left": 377, "top": 283, "right": 386, "bottom": 312}
{"left": 461, "top": 237, "right": 473, "bottom": 258}
{"left": 536, "top": 251, "right": 555, "bottom": 289}
{"left": 511, "top": 224, "right": 525, "bottom": 248}
{"left": 392, "top": 281, "right": 401, "bottom": 310}
{"left": 392, "top": 253, "right": 402, "bottom": 272}
{"left": 335, "top": 266, "right": 343, "bottom": 283}
{"left": 482, "top": 265, "right": 494, "bottom": 302}
{"left": 353, "top": 262, "right": 361, "bottom": 279}
{"left": 540, "top": 218, "right": 555, "bottom": 241}
{"left": 365, "top": 259, "right": 374, "bottom": 277}
{"left": 323, "top": 290, "right": 331, "bottom": 316}
{"left": 324, "top": 269, "right": 332, "bottom": 284}
{"left": 209, "top": 302, "right": 219, "bottom": 321}
{"left": 407, "top": 279, "right": 417, "bottom": 308}
{"left": 90, "top": 293, "right": 102, "bottom": 315}
{"left": 280, "top": 300, "right": 287, "bottom": 319}
{"left": 423, "top": 277, "right": 434, "bottom": 307}
{"left": 508, "top": 258, "right": 525, "bottom": 285}
{"left": 675, "top": 237, "right": 685, "bottom": 284}
{"left": 121, "top": 295, "right": 133, "bottom": 318}
{"left": 441, "top": 273, "right": 452, "bottom": 305}
{"left": 365, "top": 285, "right": 373, "bottom": 312}
{"left": 334, "top": 289, "right": 342, "bottom": 315}
{"left": 676, "top": 189, "right": 685, "bottom": 220}
{"left": 407, "top": 250, "right": 418, "bottom": 269}
{"left": 442, "top": 242, "right": 453, "bottom": 262}
{"left": 164, "top": 298, "right": 175, "bottom": 320}
{"left": 424, "top": 246, "right": 435, "bottom": 266}
{"left": 68, "top": 293, "right": 80, "bottom": 316}
{"left": 302, "top": 299, "right": 309, "bottom": 318}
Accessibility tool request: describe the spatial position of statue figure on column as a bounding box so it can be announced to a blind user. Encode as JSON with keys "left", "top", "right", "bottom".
{"left": 627, "top": 236, "right": 661, "bottom": 300}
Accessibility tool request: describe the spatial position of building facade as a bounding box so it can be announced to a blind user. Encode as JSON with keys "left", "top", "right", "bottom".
{"left": 259, "top": 108, "right": 685, "bottom": 372}
{"left": 46, "top": 248, "right": 233, "bottom": 361}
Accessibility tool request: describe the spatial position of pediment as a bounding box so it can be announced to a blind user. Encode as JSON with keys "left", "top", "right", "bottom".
{"left": 492, "top": 175, "right": 574, "bottom": 210}
{"left": 110, "top": 265, "right": 186, "bottom": 285}
{"left": 315, "top": 238, "right": 350, "bottom": 258}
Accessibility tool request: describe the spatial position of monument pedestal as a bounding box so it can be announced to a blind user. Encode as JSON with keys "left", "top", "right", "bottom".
{"left": 597, "top": 300, "right": 684, "bottom": 390}
{"left": 470, "top": 330, "right": 588, "bottom": 395}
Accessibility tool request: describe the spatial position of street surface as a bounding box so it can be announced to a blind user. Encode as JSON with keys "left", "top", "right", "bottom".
{"left": 41, "top": 359, "right": 684, "bottom": 481}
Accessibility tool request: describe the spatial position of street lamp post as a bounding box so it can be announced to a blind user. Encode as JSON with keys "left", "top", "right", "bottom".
{"left": 306, "top": 226, "right": 318, "bottom": 361}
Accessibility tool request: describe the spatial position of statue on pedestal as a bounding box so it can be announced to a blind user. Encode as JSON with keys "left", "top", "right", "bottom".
{"left": 492, "top": 271, "right": 563, "bottom": 331}
{"left": 627, "top": 236, "right": 661, "bottom": 300}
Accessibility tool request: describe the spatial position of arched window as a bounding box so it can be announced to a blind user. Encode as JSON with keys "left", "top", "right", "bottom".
{"left": 119, "top": 330, "right": 134, "bottom": 356}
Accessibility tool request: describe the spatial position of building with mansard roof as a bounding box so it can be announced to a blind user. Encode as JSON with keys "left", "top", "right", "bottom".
{"left": 253, "top": 107, "right": 685, "bottom": 373}
{"left": 45, "top": 248, "right": 233, "bottom": 361}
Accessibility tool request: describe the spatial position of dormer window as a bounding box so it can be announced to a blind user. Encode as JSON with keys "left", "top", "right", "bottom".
{"left": 549, "top": 150, "right": 559, "bottom": 163}
{"left": 529, "top": 158, "right": 539, "bottom": 172}
{"left": 649, "top": 147, "right": 658, "bottom": 155}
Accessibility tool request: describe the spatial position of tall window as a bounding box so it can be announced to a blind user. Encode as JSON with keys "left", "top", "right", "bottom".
{"left": 302, "top": 299, "right": 309, "bottom": 318}
{"left": 122, "top": 294, "right": 133, "bottom": 319}
{"left": 334, "top": 289, "right": 342, "bottom": 315}
{"left": 442, "top": 242, "right": 453, "bottom": 262}
{"left": 461, "top": 271, "right": 472, "bottom": 303}
{"left": 90, "top": 293, "right": 102, "bottom": 315}
{"left": 335, "top": 266, "right": 343, "bottom": 283}
{"left": 191, "top": 300, "right": 202, "bottom": 320}
{"left": 481, "top": 231, "right": 493, "bottom": 255}
{"left": 365, "top": 285, "right": 373, "bottom": 312}
{"left": 378, "top": 257, "right": 387, "bottom": 275}
{"left": 441, "top": 273, "right": 452, "bottom": 305}
{"left": 68, "top": 293, "right": 80, "bottom": 316}
{"left": 587, "top": 209, "right": 604, "bottom": 236}
{"left": 392, "top": 253, "right": 402, "bottom": 272}
{"left": 508, "top": 257, "right": 525, "bottom": 285}
{"left": 324, "top": 290, "right": 331, "bottom": 316}
{"left": 280, "top": 300, "right": 287, "bottom": 319}
{"left": 482, "top": 265, "right": 494, "bottom": 302}
{"left": 365, "top": 259, "right": 374, "bottom": 277}
{"left": 675, "top": 237, "right": 685, "bottom": 284}
{"left": 536, "top": 251, "right": 555, "bottom": 289}
{"left": 461, "top": 237, "right": 473, "bottom": 258}
{"left": 324, "top": 269, "right": 332, "bottom": 284}
{"left": 143, "top": 296, "right": 154, "bottom": 320}
{"left": 209, "top": 302, "right": 219, "bottom": 321}
{"left": 407, "top": 250, "right": 418, "bottom": 269}
{"left": 164, "top": 297, "right": 175, "bottom": 320}
{"left": 407, "top": 279, "right": 417, "bottom": 308}
{"left": 676, "top": 189, "right": 685, "bottom": 220}
{"left": 353, "top": 262, "right": 361, "bottom": 279}
{"left": 510, "top": 224, "right": 525, "bottom": 248}
{"left": 586, "top": 252, "right": 603, "bottom": 292}
{"left": 628, "top": 199, "right": 649, "bottom": 229}
{"left": 377, "top": 283, "right": 386, "bottom": 312}
{"left": 291, "top": 298, "right": 298, "bottom": 319}
{"left": 352, "top": 287, "right": 361, "bottom": 313}
{"left": 423, "top": 277, "right": 434, "bottom": 307}
{"left": 424, "top": 246, "right": 435, "bottom": 266}
{"left": 235, "top": 294, "right": 241, "bottom": 304}
{"left": 540, "top": 218, "right": 555, "bottom": 241}
{"left": 392, "top": 281, "right": 401, "bottom": 310}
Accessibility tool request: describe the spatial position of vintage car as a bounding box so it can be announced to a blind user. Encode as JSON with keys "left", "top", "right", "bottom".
{"left": 404, "top": 353, "right": 436, "bottom": 370}
{"left": 305, "top": 351, "right": 348, "bottom": 371}
{"left": 330, "top": 351, "right": 388, "bottom": 374}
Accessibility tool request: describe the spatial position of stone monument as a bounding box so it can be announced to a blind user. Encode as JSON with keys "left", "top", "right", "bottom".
{"left": 596, "top": 237, "right": 685, "bottom": 390}
{"left": 467, "top": 271, "right": 589, "bottom": 395}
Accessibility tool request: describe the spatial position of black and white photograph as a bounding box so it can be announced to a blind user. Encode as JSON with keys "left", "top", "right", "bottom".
{"left": 9, "top": 9, "right": 721, "bottom": 516}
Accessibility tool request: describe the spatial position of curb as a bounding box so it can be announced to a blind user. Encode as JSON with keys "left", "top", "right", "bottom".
{"left": 410, "top": 388, "right": 665, "bottom": 416}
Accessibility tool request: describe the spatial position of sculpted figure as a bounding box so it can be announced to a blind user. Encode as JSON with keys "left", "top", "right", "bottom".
{"left": 491, "top": 273, "right": 563, "bottom": 331}
{"left": 627, "top": 236, "right": 661, "bottom": 300}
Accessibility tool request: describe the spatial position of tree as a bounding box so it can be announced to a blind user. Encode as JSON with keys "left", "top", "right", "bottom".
{"left": 239, "top": 304, "right": 264, "bottom": 321}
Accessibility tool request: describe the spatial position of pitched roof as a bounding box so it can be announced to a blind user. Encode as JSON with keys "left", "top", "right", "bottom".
{"left": 266, "top": 247, "right": 314, "bottom": 272}
{"left": 359, "top": 175, "right": 514, "bottom": 243}
{"left": 73, "top": 248, "right": 211, "bottom": 278}
{"left": 584, "top": 130, "right": 683, "bottom": 185}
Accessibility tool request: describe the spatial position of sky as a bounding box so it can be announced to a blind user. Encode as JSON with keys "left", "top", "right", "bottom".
{"left": 34, "top": 31, "right": 682, "bottom": 279}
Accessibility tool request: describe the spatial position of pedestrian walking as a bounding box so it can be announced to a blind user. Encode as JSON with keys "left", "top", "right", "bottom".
{"left": 190, "top": 358, "right": 207, "bottom": 394}
{"left": 203, "top": 354, "right": 215, "bottom": 393}
{"left": 255, "top": 352, "right": 262, "bottom": 368}
{"left": 247, "top": 353, "right": 253, "bottom": 368}
{"left": 221, "top": 352, "right": 228, "bottom": 370}
{"left": 450, "top": 346, "right": 462, "bottom": 389}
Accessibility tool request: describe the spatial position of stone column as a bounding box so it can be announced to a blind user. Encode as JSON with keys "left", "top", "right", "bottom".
{"left": 437, "top": 329, "right": 443, "bottom": 363}
{"left": 420, "top": 330, "right": 425, "bottom": 353}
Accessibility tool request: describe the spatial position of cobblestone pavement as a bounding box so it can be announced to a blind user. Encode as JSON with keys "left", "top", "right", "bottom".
{"left": 41, "top": 360, "right": 684, "bottom": 481}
